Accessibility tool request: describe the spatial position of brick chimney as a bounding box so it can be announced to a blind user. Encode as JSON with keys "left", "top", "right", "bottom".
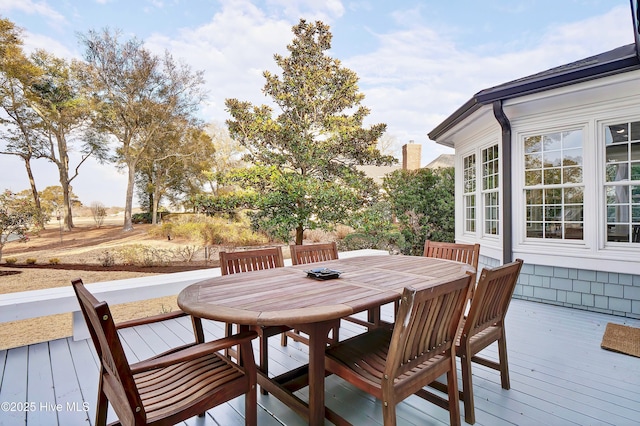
{"left": 402, "top": 141, "right": 421, "bottom": 170}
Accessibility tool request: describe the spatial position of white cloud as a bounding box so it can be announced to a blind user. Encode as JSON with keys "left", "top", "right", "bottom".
{"left": 144, "top": 1, "right": 295, "bottom": 123}
{"left": 0, "top": 0, "right": 67, "bottom": 26}
{"left": 344, "top": 4, "right": 633, "bottom": 162}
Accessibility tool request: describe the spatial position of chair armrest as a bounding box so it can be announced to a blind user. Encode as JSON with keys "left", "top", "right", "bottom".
{"left": 130, "top": 331, "right": 258, "bottom": 374}
{"left": 116, "top": 310, "right": 189, "bottom": 329}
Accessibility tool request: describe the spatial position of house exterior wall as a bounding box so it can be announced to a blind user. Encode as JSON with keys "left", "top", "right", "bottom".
{"left": 479, "top": 255, "right": 640, "bottom": 319}
{"left": 438, "top": 70, "right": 640, "bottom": 318}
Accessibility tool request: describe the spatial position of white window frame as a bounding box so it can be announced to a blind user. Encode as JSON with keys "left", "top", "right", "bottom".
{"left": 600, "top": 118, "right": 640, "bottom": 246}
{"left": 460, "top": 142, "right": 500, "bottom": 240}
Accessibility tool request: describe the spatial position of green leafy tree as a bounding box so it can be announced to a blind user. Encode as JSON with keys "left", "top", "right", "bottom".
{"left": 0, "top": 18, "right": 47, "bottom": 229}
{"left": 225, "top": 19, "right": 395, "bottom": 244}
{"left": 136, "top": 121, "right": 215, "bottom": 224}
{"left": 0, "top": 189, "right": 39, "bottom": 262}
{"left": 383, "top": 167, "right": 455, "bottom": 255}
{"left": 28, "top": 50, "right": 106, "bottom": 231}
{"left": 80, "top": 29, "right": 206, "bottom": 231}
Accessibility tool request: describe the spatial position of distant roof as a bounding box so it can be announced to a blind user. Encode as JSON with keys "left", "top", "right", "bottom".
{"left": 356, "top": 164, "right": 401, "bottom": 184}
{"left": 424, "top": 154, "right": 454, "bottom": 169}
{"left": 429, "top": 43, "right": 640, "bottom": 141}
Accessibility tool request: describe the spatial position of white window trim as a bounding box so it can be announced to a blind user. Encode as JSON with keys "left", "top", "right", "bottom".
{"left": 514, "top": 122, "right": 591, "bottom": 249}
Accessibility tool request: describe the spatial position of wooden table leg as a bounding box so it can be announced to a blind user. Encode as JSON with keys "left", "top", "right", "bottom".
{"left": 306, "top": 320, "right": 336, "bottom": 426}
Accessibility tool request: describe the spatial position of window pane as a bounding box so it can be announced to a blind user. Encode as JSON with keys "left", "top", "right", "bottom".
{"left": 563, "top": 166, "right": 583, "bottom": 184}
{"left": 525, "top": 170, "right": 542, "bottom": 186}
{"left": 565, "top": 224, "right": 583, "bottom": 240}
{"left": 526, "top": 189, "right": 543, "bottom": 204}
{"left": 632, "top": 186, "right": 640, "bottom": 203}
{"left": 606, "top": 144, "right": 628, "bottom": 163}
{"left": 527, "top": 205, "right": 543, "bottom": 221}
{"left": 543, "top": 151, "right": 562, "bottom": 167}
{"left": 564, "top": 187, "right": 584, "bottom": 204}
{"left": 525, "top": 136, "right": 541, "bottom": 153}
{"left": 525, "top": 153, "right": 541, "bottom": 170}
{"left": 544, "top": 168, "right": 562, "bottom": 185}
{"left": 631, "top": 142, "right": 640, "bottom": 161}
{"left": 608, "top": 224, "right": 629, "bottom": 242}
{"left": 563, "top": 130, "right": 582, "bottom": 148}
{"left": 606, "top": 123, "right": 628, "bottom": 144}
{"left": 526, "top": 222, "right": 543, "bottom": 238}
{"left": 543, "top": 133, "right": 562, "bottom": 151}
{"left": 545, "top": 188, "right": 562, "bottom": 204}
{"left": 606, "top": 163, "right": 629, "bottom": 182}
{"left": 631, "top": 163, "right": 640, "bottom": 181}
{"left": 565, "top": 206, "right": 583, "bottom": 222}
{"left": 563, "top": 148, "right": 582, "bottom": 166}
{"left": 545, "top": 223, "right": 563, "bottom": 239}
{"left": 631, "top": 122, "right": 640, "bottom": 141}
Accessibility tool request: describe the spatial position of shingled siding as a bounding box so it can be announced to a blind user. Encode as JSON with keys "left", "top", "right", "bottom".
{"left": 478, "top": 256, "right": 640, "bottom": 320}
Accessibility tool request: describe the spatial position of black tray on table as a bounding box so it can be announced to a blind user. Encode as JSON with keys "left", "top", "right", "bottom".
{"left": 305, "top": 267, "right": 342, "bottom": 280}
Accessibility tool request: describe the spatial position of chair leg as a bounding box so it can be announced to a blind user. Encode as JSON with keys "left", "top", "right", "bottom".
{"left": 224, "top": 322, "right": 233, "bottom": 358}
{"left": 498, "top": 330, "right": 511, "bottom": 390}
{"left": 245, "top": 381, "right": 257, "bottom": 426}
{"left": 95, "top": 373, "right": 108, "bottom": 426}
{"left": 447, "top": 356, "right": 462, "bottom": 426}
{"left": 461, "top": 353, "right": 475, "bottom": 424}
{"left": 381, "top": 400, "right": 397, "bottom": 426}
{"left": 281, "top": 332, "right": 288, "bottom": 346}
{"left": 192, "top": 316, "right": 205, "bottom": 343}
{"left": 259, "top": 334, "right": 269, "bottom": 396}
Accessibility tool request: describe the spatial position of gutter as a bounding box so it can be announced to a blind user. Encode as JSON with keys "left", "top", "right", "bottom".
{"left": 492, "top": 101, "right": 513, "bottom": 264}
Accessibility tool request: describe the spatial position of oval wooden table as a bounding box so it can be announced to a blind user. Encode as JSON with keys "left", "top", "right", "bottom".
{"left": 178, "top": 254, "right": 473, "bottom": 426}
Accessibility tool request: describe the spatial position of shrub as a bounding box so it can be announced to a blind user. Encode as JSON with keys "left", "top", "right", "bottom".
{"left": 132, "top": 212, "right": 152, "bottom": 224}
{"left": 4, "top": 257, "right": 17, "bottom": 264}
{"left": 99, "top": 251, "right": 116, "bottom": 267}
{"left": 25, "top": 258, "right": 37, "bottom": 264}
{"left": 175, "top": 245, "right": 201, "bottom": 262}
{"left": 90, "top": 201, "right": 107, "bottom": 228}
{"left": 48, "top": 258, "right": 60, "bottom": 264}
{"left": 115, "top": 244, "right": 173, "bottom": 267}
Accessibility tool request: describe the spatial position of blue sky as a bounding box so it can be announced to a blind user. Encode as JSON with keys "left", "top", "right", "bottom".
{"left": 0, "top": 0, "right": 636, "bottom": 207}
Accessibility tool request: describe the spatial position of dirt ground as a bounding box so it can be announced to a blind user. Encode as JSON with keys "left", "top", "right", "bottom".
{"left": 0, "top": 218, "right": 228, "bottom": 350}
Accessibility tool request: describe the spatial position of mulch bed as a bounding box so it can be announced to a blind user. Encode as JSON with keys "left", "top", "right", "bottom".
{"left": 0, "top": 261, "right": 218, "bottom": 274}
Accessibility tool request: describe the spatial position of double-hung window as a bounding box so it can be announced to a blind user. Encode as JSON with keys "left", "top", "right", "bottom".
{"left": 462, "top": 144, "right": 499, "bottom": 236}
{"left": 463, "top": 154, "right": 476, "bottom": 233}
{"left": 604, "top": 121, "right": 640, "bottom": 243}
{"left": 482, "top": 145, "right": 499, "bottom": 235}
{"left": 524, "top": 130, "right": 584, "bottom": 240}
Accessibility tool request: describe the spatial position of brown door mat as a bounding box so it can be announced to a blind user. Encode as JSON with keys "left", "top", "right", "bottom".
{"left": 601, "top": 323, "right": 640, "bottom": 358}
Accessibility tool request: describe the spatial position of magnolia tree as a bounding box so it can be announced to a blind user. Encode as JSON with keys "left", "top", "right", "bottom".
{"left": 0, "top": 190, "right": 38, "bottom": 262}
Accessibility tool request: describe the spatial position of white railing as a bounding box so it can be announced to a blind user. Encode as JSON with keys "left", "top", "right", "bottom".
{"left": 0, "top": 249, "right": 389, "bottom": 340}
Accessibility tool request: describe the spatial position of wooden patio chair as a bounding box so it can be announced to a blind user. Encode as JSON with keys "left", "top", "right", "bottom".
{"left": 430, "top": 258, "right": 524, "bottom": 424}
{"left": 423, "top": 240, "right": 480, "bottom": 272}
{"left": 219, "top": 247, "right": 291, "bottom": 393}
{"left": 456, "top": 258, "right": 523, "bottom": 424}
{"left": 422, "top": 240, "right": 481, "bottom": 312}
{"left": 324, "top": 273, "right": 473, "bottom": 426}
{"left": 281, "top": 242, "right": 341, "bottom": 346}
{"left": 71, "top": 278, "right": 257, "bottom": 426}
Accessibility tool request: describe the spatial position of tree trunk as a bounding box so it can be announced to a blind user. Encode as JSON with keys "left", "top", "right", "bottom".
{"left": 24, "top": 158, "right": 44, "bottom": 230}
{"left": 295, "top": 224, "right": 304, "bottom": 245}
{"left": 151, "top": 168, "right": 159, "bottom": 225}
{"left": 123, "top": 163, "right": 136, "bottom": 231}
{"left": 53, "top": 130, "right": 74, "bottom": 231}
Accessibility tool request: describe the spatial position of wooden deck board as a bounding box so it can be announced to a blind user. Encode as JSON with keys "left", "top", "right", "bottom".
{"left": 1, "top": 298, "right": 640, "bottom": 426}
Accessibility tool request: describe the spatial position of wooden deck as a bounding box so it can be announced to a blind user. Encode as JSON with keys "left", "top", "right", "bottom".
{"left": 1, "top": 298, "right": 639, "bottom": 425}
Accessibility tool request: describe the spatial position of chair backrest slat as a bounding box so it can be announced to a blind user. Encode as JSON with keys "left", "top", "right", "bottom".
{"left": 386, "top": 274, "right": 472, "bottom": 379}
{"left": 72, "top": 279, "right": 145, "bottom": 423}
{"left": 219, "top": 247, "right": 285, "bottom": 275}
{"left": 289, "top": 242, "right": 338, "bottom": 265}
{"left": 463, "top": 259, "right": 523, "bottom": 338}
{"left": 423, "top": 241, "right": 480, "bottom": 272}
